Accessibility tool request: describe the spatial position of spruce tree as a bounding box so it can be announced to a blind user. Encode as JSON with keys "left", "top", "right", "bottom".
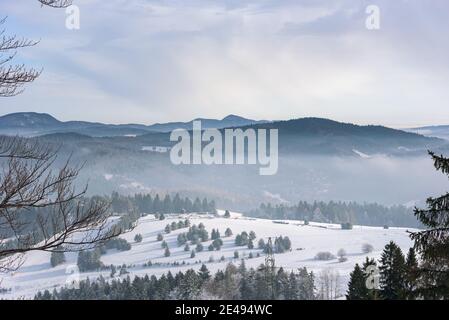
{"left": 405, "top": 247, "right": 419, "bottom": 299}
{"left": 410, "top": 151, "right": 449, "bottom": 299}
{"left": 379, "top": 241, "right": 406, "bottom": 299}
{"left": 346, "top": 264, "right": 369, "bottom": 300}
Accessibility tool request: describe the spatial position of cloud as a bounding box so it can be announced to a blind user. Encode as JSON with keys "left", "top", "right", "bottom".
{"left": 1, "top": 0, "right": 449, "bottom": 127}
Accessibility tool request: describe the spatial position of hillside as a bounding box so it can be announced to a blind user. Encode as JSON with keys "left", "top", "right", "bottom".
{"left": 0, "top": 212, "right": 415, "bottom": 299}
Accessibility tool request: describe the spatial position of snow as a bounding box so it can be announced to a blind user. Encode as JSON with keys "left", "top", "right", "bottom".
{"left": 352, "top": 149, "right": 372, "bottom": 158}
{"left": 0, "top": 212, "right": 416, "bottom": 299}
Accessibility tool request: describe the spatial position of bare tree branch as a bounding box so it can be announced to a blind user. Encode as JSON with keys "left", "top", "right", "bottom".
{"left": 0, "top": 136, "right": 121, "bottom": 272}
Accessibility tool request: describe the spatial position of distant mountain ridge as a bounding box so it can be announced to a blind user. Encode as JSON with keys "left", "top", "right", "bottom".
{"left": 406, "top": 125, "right": 449, "bottom": 140}
{"left": 0, "top": 112, "right": 266, "bottom": 137}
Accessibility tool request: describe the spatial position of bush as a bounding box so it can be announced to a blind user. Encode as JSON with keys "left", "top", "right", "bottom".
{"left": 224, "top": 210, "right": 231, "bottom": 218}
{"left": 134, "top": 234, "right": 143, "bottom": 243}
{"left": 383, "top": 225, "right": 389, "bottom": 229}
{"left": 258, "top": 239, "right": 266, "bottom": 249}
{"left": 234, "top": 251, "right": 239, "bottom": 259}
{"left": 184, "top": 244, "right": 190, "bottom": 252}
{"left": 208, "top": 244, "right": 214, "bottom": 251}
{"left": 105, "top": 238, "right": 131, "bottom": 251}
{"left": 77, "top": 249, "right": 103, "bottom": 272}
{"left": 249, "top": 231, "right": 256, "bottom": 240}
{"left": 362, "top": 243, "right": 374, "bottom": 254}
{"left": 225, "top": 228, "right": 233, "bottom": 237}
{"left": 315, "top": 251, "right": 336, "bottom": 261}
{"left": 165, "top": 224, "right": 171, "bottom": 234}
{"left": 212, "top": 238, "right": 223, "bottom": 250}
{"left": 196, "top": 243, "right": 204, "bottom": 252}
{"left": 337, "top": 248, "right": 347, "bottom": 259}
{"left": 157, "top": 233, "right": 164, "bottom": 241}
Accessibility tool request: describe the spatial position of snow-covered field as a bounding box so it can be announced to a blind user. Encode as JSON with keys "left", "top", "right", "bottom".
{"left": 0, "top": 210, "right": 416, "bottom": 299}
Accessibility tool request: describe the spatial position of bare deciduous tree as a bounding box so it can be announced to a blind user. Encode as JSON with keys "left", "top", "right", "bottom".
{"left": 0, "top": 0, "right": 72, "bottom": 97}
{"left": 0, "top": 136, "right": 120, "bottom": 272}
{"left": 0, "top": 0, "right": 121, "bottom": 273}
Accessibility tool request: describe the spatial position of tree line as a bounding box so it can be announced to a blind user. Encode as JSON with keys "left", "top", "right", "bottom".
{"left": 248, "top": 201, "right": 418, "bottom": 228}
{"left": 35, "top": 261, "right": 315, "bottom": 300}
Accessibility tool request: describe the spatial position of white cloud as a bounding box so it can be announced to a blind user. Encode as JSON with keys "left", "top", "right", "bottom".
{"left": 1, "top": 0, "right": 449, "bottom": 127}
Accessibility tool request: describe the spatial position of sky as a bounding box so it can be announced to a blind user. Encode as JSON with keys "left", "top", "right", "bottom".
{"left": 0, "top": 0, "right": 448, "bottom": 127}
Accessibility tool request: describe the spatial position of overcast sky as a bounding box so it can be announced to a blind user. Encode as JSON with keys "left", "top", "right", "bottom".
{"left": 0, "top": 0, "right": 448, "bottom": 127}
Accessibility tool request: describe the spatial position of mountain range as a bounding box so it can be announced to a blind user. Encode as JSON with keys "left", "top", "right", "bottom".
{"left": 1, "top": 112, "right": 447, "bottom": 208}
{"left": 0, "top": 112, "right": 267, "bottom": 137}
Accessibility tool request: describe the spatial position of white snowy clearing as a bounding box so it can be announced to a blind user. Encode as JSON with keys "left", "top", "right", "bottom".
{"left": 0, "top": 210, "right": 416, "bottom": 299}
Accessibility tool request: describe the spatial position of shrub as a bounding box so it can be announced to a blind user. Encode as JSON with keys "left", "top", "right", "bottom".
{"left": 258, "top": 238, "right": 266, "bottom": 249}
{"left": 157, "top": 233, "right": 163, "bottom": 241}
{"left": 134, "top": 234, "right": 143, "bottom": 243}
{"left": 337, "top": 248, "right": 347, "bottom": 259}
{"left": 105, "top": 238, "right": 131, "bottom": 251}
{"left": 362, "top": 243, "right": 374, "bottom": 254}
{"left": 315, "top": 251, "right": 336, "bottom": 261}
{"left": 77, "top": 249, "right": 103, "bottom": 272}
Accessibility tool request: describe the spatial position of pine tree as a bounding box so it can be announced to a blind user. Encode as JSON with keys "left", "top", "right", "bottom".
{"left": 198, "top": 264, "right": 210, "bottom": 282}
{"left": 224, "top": 210, "right": 231, "bottom": 218}
{"left": 346, "top": 264, "right": 369, "bottom": 300}
{"left": 164, "top": 247, "right": 171, "bottom": 257}
{"left": 379, "top": 241, "right": 406, "bottom": 299}
{"left": 134, "top": 234, "right": 143, "bottom": 243}
{"left": 225, "top": 228, "right": 233, "bottom": 237}
{"left": 410, "top": 151, "right": 449, "bottom": 299}
{"left": 405, "top": 247, "right": 419, "bottom": 299}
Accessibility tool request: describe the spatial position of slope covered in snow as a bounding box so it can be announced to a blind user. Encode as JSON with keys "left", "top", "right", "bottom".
{"left": 0, "top": 211, "right": 415, "bottom": 299}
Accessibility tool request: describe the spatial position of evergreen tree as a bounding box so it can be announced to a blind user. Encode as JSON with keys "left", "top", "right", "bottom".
{"left": 405, "top": 247, "right": 419, "bottom": 299}
{"left": 346, "top": 264, "right": 369, "bottom": 300}
{"left": 410, "top": 151, "right": 449, "bottom": 299}
{"left": 190, "top": 250, "right": 196, "bottom": 259}
{"left": 50, "top": 251, "right": 66, "bottom": 268}
{"left": 224, "top": 210, "right": 231, "bottom": 218}
{"left": 164, "top": 247, "right": 171, "bottom": 257}
{"left": 198, "top": 264, "right": 210, "bottom": 282}
{"left": 134, "top": 234, "right": 143, "bottom": 243}
{"left": 157, "top": 233, "right": 163, "bottom": 241}
{"left": 225, "top": 228, "right": 233, "bottom": 237}
{"left": 379, "top": 241, "right": 406, "bottom": 299}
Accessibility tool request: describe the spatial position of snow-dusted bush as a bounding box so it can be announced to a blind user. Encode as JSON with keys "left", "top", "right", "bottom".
{"left": 362, "top": 243, "right": 374, "bottom": 253}
{"left": 315, "top": 251, "right": 336, "bottom": 261}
